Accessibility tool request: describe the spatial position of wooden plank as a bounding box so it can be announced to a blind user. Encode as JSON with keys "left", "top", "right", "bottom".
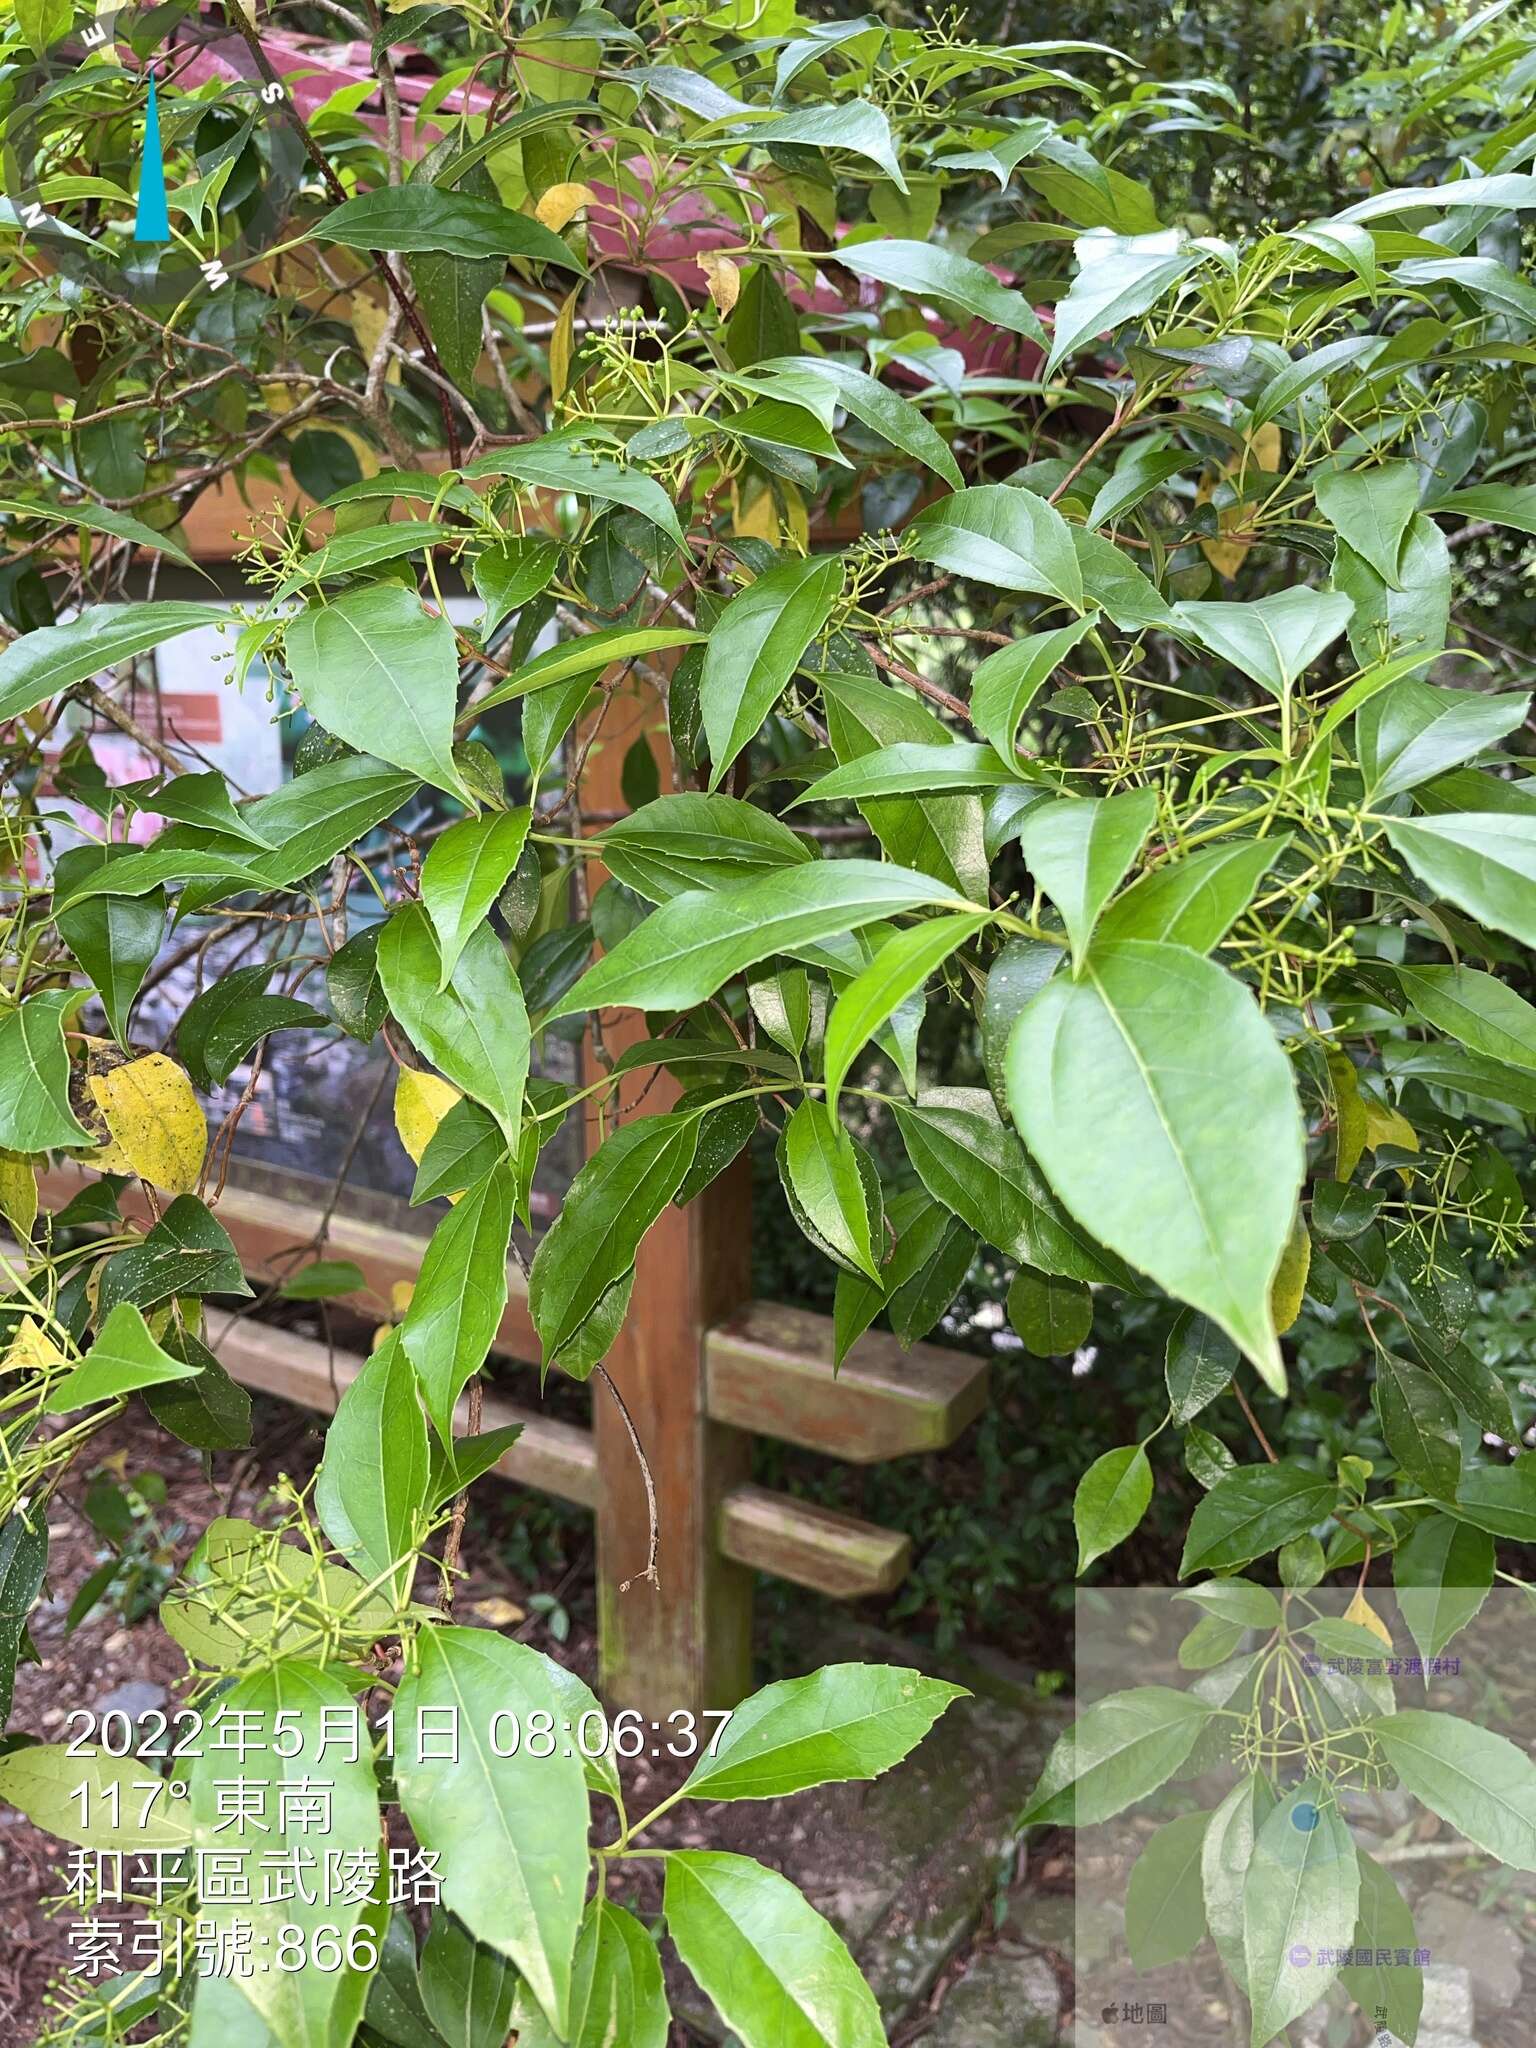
{"left": 215, "top": 1318, "right": 597, "bottom": 1509}
{"left": 215, "top": 1320, "right": 903, "bottom": 1598}
{"left": 40, "top": 1166, "right": 541, "bottom": 1365}
{"left": 706, "top": 1301, "right": 989, "bottom": 1462}
{"left": 579, "top": 671, "right": 756, "bottom": 1717}
{"left": 718, "top": 1486, "right": 911, "bottom": 1599}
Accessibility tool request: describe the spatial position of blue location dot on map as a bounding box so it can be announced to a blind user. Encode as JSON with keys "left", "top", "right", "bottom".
{"left": 1292, "top": 1801, "right": 1321, "bottom": 1833}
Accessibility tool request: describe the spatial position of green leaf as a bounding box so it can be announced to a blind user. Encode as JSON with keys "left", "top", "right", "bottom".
{"left": 279, "top": 1259, "right": 367, "bottom": 1300}
{"left": 1358, "top": 679, "right": 1528, "bottom": 801}
{"left": 1180, "top": 1463, "right": 1338, "bottom": 1576}
{"left": 601, "top": 793, "right": 811, "bottom": 901}
{"left": 1398, "top": 964, "right": 1536, "bottom": 1070}
{"left": 464, "top": 447, "right": 684, "bottom": 545}
{"left": 316, "top": 1333, "right": 430, "bottom": 1599}
{"left": 1375, "top": 1351, "right": 1461, "bottom": 1499}
{"left": 908, "top": 484, "right": 1084, "bottom": 608}
{"left": 286, "top": 585, "right": 467, "bottom": 799}
{"left": 1006, "top": 1262, "right": 1092, "bottom": 1356}
{"left": 1074, "top": 1444, "right": 1153, "bottom": 1573}
{"left": 408, "top": 151, "right": 506, "bottom": 393}
{"left": 0, "top": 990, "right": 92, "bottom": 1150}
{"left": 1020, "top": 1687, "right": 1215, "bottom": 1826}
{"left": 832, "top": 239, "right": 1046, "bottom": 342}
{"left": 778, "top": 355, "right": 961, "bottom": 487}
{"left": 277, "top": 520, "right": 454, "bottom": 601}
{"left": 824, "top": 913, "right": 987, "bottom": 1119}
{"left": 470, "top": 627, "right": 703, "bottom": 718}
{"left": 510, "top": 1899, "right": 669, "bottom": 2048}
{"left": 98, "top": 1194, "right": 250, "bottom": 1316}
{"left": 52, "top": 848, "right": 164, "bottom": 1048}
{"left": 1048, "top": 228, "right": 1202, "bottom": 375}
{"left": 777, "top": 1102, "right": 880, "bottom": 1280}
{"left": 177, "top": 972, "right": 324, "bottom": 1088}
{"left": 1007, "top": 940, "right": 1304, "bottom": 1387}
{"left": 1434, "top": 482, "right": 1536, "bottom": 533}
{"left": 545, "top": 859, "right": 969, "bottom": 1022}
{"left": 527, "top": 1113, "right": 699, "bottom": 1366}
{"left": 0, "top": 1509, "right": 46, "bottom": 1728}
{"left": 43, "top": 1302, "right": 202, "bottom": 1413}
{"left": 0, "top": 495, "right": 196, "bottom": 569}
{"left": 366, "top": 1911, "right": 442, "bottom": 2048}
{"left": 1335, "top": 514, "right": 1451, "bottom": 666}
{"left": 969, "top": 617, "right": 1098, "bottom": 763}
{"left": 316, "top": 185, "right": 581, "bottom": 266}
{"left": 422, "top": 809, "right": 532, "bottom": 989}
{"left": 722, "top": 100, "right": 906, "bottom": 188}
{"left": 1367, "top": 1710, "right": 1536, "bottom": 1870}
{"left": 1202, "top": 1773, "right": 1275, "bottom": 1993}
{"left": 473, "top": 535, "right": 561, "bottom": 637}
{"left": 419, "top": 1910, "right": 519, "bottom": 2048}
{"left": 680, "top": 1662, "right": 964, "bottom": 1802}
{"left": 377, "top": 906, "right": 530, "bottom": 1148}
{"left": 1015, "top": 788, "right": 1157, "bottom": 964}
{"left": 1339, "top": 1851, "right": 1422, "bottom": 2048}
{"left": 1125, "top": 1810, "right": 1209, "bottom": 1970}
{"left": 1248, "top": 334, "right": 1386, "bottom": 431}
{"left": 401, "top": 1161, "right": 516, "bottom": 1441}
{"left": 1173, "top": 588, "right": 1353, "bottom": 699}
{"left": 1073, "top": 526, "right": 1177, "bottom": 630}
{"left": 1384, "top": 812, "right": 1536, "bottom": 949}
{"left": 143, "top": 1328, "right": 252, "bottom": 1452}
{"left": 819, "top": 670, "right": 988, "bottom": 899}
{"left": 790, "top": 741, "right": 1019, "bottom": 804}
{"left": 701, "top": 556, "right": 843, "bottom": 787}
{"left": 413, "top": 1098, "right": 506, "bottom": 1206}
{"left": 981, "top": 937, "right": 1059, "bottom": 1106}
{"left": 0, "top": 1741, "right": 192, "bottom": 1851}
{"left": 187, "top": 1660, "right": 382, "bottom": 2048}
{"left": 1315, "top": 460, "right": 1420, "bottom": 586}
{"left": 1176, "top": 1577, "right": 1282, "bottom": 1629}
{"left": 177, "top": 754, "right": 420, "bottom": 912}
{"left": 1243, "top": 1782, "right": 1359, "bottom": 2048}
{"left": 1165, "top": 1309, "right": 1237, "bottom": 1422}
{"left": 664, "top": 1852, "right": 885, "bottom": 2048}
{"left": 1450, "top": 1459, "right": 1536, "bottom": 1543}
{"left": 0, "top": 602, "right": 227, "bottom": 723}
{"left": 892, "top": 1091, "right": 1130, "bottom": 1283}
{"left": 394, "top": 1628, "right": 590, "bottom": 2034}
{"left": 1393, "top": 1514, "right": 1494, "bottom": 1662}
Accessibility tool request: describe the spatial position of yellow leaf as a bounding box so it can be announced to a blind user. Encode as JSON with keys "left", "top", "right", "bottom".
{"left": 1269, "top": 1210, "right": 1311, "bottom": 1335}
{"left": 549, "top": 284, "right": 579, "bottom": 405}
{"left": 472, "top": 1595, "right": 525, "bottom": 1626}
{"left": 535, "top": 182, "right": 594, "bottom": 233}
{"left": 88, "top": 1054, "right": 206, "bottom": 1195}
{"left": 350, "top": 293, "right": 399, "bottom": 386}
{"left": 1363, "top": 1099, "right": 1419, "bottom": 1154}
{"left": 732, "top": 479, "right": 780, "bottom": 544}
{"left": 394, "top": 1069, "right": 461, "bottom": 1166}
{"left": 1344, "top": 1588, "right": 1394, "bottom": 1649}
{"left": 1324, "top": 1047, "right": 1367, "bottom": 1182}
{"left": 0, "top": 1149, "right": 38, "bottom": 1240}
{"left": 4, "top": 1316, "right": 66, "bottom": 1374}
{"left": 1197, "top": 425, "right": 1281, "bottom": 580}
{"left": 697, "top": 250, "right": 741, "bottom": 314}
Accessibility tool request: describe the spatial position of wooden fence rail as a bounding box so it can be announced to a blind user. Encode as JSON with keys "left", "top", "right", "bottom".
{"left": 44, "top": 1169, "right": 989, "bottom": 1718}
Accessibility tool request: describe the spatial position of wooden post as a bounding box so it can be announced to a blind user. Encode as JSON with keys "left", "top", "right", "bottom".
{"left": 578, "top": 672, "right": 756, "bottom": 1717}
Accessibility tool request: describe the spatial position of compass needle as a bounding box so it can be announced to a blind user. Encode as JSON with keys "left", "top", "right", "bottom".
{"left": 131, "top": 65, "right": 169, "bottom": 245}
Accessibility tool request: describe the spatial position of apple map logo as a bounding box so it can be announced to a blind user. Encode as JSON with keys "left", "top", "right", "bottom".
{"left": 2, "top": 2, "right": 305, "bottom": 309}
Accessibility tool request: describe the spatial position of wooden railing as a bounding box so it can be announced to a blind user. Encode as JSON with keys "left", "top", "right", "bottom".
{"left": 56, "top": 1171, "right": 988, "bottom": 1718}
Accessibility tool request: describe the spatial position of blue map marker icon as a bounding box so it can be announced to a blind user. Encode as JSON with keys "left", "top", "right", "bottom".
{"left": 132, "top": 66, "right": 170, "bottom": 243}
